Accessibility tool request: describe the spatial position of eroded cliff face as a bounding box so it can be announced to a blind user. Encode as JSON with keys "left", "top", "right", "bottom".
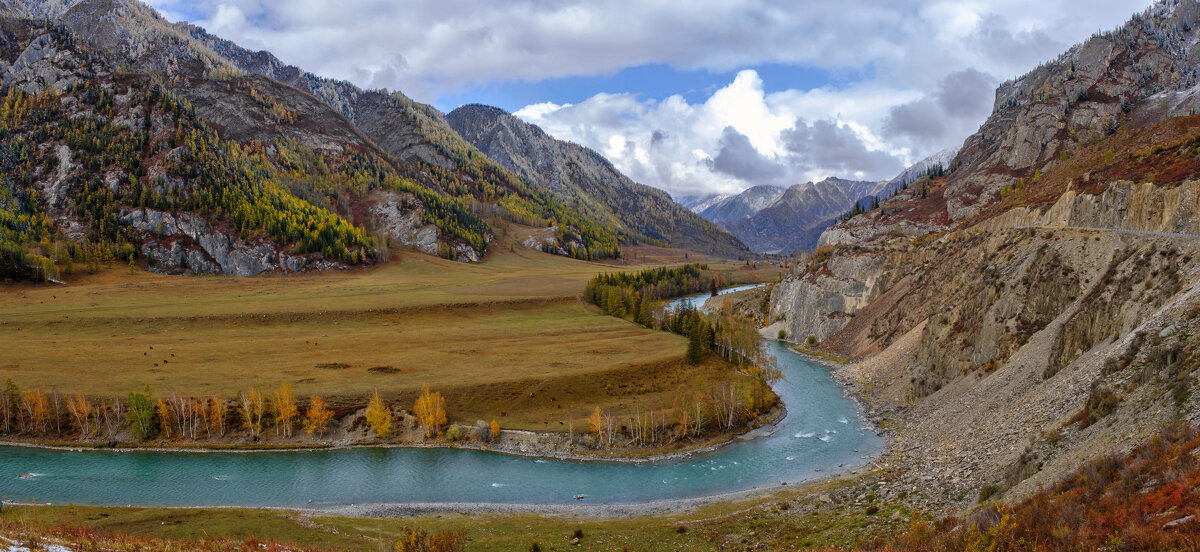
{"left": 847, "top": 227, "right": 1200, "bottom": 512}
{"left": 769, "top": 251, "right": 895, "bottom": 344}
{"left": 772, "top": 178, "right": 1200, "bottom": 513}
{"left": 121, "top": 208, "right": 339, "bottom": 276}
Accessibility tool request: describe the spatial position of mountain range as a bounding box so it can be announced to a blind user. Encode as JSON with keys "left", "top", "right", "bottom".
{"left": 0, "top": 0, "right": 749, "bottom": 280}
{"left": 678, "top": 147, "right": 958, "bottom": 255}
{"left": 715, "top": 178, "right": 885, "bottom": 254}
{"left": 689, "top": 185, "right": 785, "bottom": 223}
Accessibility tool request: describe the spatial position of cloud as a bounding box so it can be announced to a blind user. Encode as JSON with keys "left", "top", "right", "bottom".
{"left": 936, "top": 68, "right": 996, "bottom": 119}
{"left": 518, "top": 71, "right": 907, "bottom": 196}
{"left": 883, "top": 68, "right": 998, "bottom": 151}
{"left": 143, "top": 0, "right": 1151, "bottom": 196}
{"left": 709, "top": 126, "right": 787, "bottom": 184}
{"left": 145, "top": 0, "right": 1148, "bottom": 103}
{"left": 783, "top": 119, "right": 905, "bottom": 178}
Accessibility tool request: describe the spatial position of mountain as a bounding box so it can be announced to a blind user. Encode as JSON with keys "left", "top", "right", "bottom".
{"left": 767, "top": 0, "right": 1200, "bottom": 513}
{"left": 688, "top": 150, "right": 955, "bottom": 254}
{"left": 718, "top": 178, "right": 884, "bottom": 254}
{"left": 675, "top": 192, "right": 727, "bottom": 213}
{"left": 445, "top": 104, "right": 748, "bottom": 257}
{"left": 0, "top": 0, "right": 664, "bottom": 280}
{"left": 695, "top": 185, "right": 785, "bottom": 222}
{"left": 880, "top": 147, "right": 957, "bottom": 195}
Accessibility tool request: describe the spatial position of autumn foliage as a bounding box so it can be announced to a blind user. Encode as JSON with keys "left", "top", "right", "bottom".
{"left": 272, "top": 382, "right": 298, "bottom": 438}
{"left": 394, "top": 527, "right": 466, "bottom": 552}
{"left": 0, "top": 521, "right": 343, "bottom": 552}
{"left": 365, "top": 389, "right": 392, "bottom": 438}
{"left": 413, "top": 383, "right": 447, "bottom": 438}
{"left": 858, "top": 423, "right": 1200, "bottom": 552}
{"left": 303, "top": 395, "right": 334, "bottom": 436}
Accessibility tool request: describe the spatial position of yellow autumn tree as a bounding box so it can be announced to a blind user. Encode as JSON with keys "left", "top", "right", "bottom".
{"left": 365, "top": 389, "right": 392, "bottom": 438}
{"left": 208, "top": 395, "right": 227, "bottom": 437}
{"left": 155, "top": 398, "right": 173, "bottom": 439}
{"left": 239, "top": 387, "right": 264, "bottom": 439}
{"left": 66, "top": 394, "right": 93, "bottom": 440}
{"left": 588, "top": 405, "right": 604, "bottom": 444}
{"left": 20, "top": 389, "right": 48, "bottom": 435}
{"left": 273, "top": 382, "right": 298, "bottom": 438}
{"left": 303, "top": 395, "right": 334, "bottom": 436}
{"left": 490, "top": 419, "right": 501, "bottom": 443}
{"left": 413, "top": 383, "right": 446, "bottom": 438}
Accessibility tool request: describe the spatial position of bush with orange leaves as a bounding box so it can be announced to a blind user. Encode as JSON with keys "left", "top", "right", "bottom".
{"left": 854, "top": 423, "right": 1200, "bottom": 552}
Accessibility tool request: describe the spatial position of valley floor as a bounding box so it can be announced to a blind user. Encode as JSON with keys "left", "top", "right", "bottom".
{"left": 1, "top": 244, "right": 779, "bottom": 460}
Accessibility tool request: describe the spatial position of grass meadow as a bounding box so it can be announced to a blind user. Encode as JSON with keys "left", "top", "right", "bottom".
{"left": 1, "top": 243, "right": 778, "bottom": 430}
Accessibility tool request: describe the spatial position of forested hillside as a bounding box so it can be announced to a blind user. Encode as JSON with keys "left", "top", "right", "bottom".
{"left": 0, "top": 64, "right": 493, "bottom": 278}
{"left": 0, "top": 0, "right": 651, "bottom": 280}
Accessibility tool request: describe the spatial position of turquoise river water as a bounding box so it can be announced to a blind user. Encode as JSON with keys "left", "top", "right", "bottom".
{"left": 0, "top": 289, "right": 883, "bottom": 508}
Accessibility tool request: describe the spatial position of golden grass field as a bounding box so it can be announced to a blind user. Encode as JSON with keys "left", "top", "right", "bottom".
{"left": 0, "top": 242, "right": 778, "bottom": 430}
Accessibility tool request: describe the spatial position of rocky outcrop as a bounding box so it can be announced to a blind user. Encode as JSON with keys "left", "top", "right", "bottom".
{"left": 816, "top": 214, "right": 940, "bottom": 248}
{"left": 120, "top": 208, "right": 329, "bottom": 276}
{"left": 769, "top": 251, "right": 895, "bottom": 343}
{"left": 369, "top": 193, "right": 439, "bottom": 257}
{"left": 1, "top": 31, "right": 84, "bottom": 93}
{"left": 368, "top": 193, "right": 481, "bottom": 262}
{"left": 521, "top": 226, "right": 584, "bottom": 257}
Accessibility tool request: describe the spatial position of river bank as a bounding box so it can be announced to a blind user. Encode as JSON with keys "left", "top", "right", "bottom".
{"left": 0, "top": 341, "right": 884, "bottom": 510}
{"left": 3, "top": 451, "right": 871, "bottom": 520}
{"left": 0, "top": 406, "right": 787, "bottom": 463}
{"left": 787, "top": 346, "right": 888, "bottom": 436}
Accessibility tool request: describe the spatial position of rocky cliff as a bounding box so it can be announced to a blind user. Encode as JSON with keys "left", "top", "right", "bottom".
{"left": 768, "top": 0, "right": 1200, "bottom": 514}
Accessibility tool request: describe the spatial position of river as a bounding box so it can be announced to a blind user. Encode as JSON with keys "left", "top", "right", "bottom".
{"left": 667, "top": 283, "right": 768, "bottom": 312}
{"left": 0, "top": 288, "right": 882, "bottom": 509}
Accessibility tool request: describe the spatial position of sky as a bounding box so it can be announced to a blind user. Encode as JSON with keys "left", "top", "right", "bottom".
{"left": 147, "top": 0, "right": 1152, "bottom": 199}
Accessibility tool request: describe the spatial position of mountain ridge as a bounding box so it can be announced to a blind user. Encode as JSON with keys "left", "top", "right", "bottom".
{"left": 717, "top": 177, "right": 885, "bottom": 254}
{"left": 445, "top": 103, "right": 748, "bottom": 257}
{"left": 0, "top": 0, "right": 656, "bottom": 280}
{"left": 696, "top": 185, "right": 786, "bottom": 222}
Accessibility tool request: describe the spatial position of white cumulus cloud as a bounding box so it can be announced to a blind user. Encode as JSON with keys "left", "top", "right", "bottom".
{"left": 145, "top": 0, "right": 1152, "bottom": 196}
{"left": 516, "top": 70, "right": 914, "bottom": 196}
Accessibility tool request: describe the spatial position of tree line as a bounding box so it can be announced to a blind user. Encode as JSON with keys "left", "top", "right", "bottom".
{"left": 582, "top": 265, "right": 784, "bottom": 448}
{"left": 0, "top": 378, "right": 502, "bottom": 445}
